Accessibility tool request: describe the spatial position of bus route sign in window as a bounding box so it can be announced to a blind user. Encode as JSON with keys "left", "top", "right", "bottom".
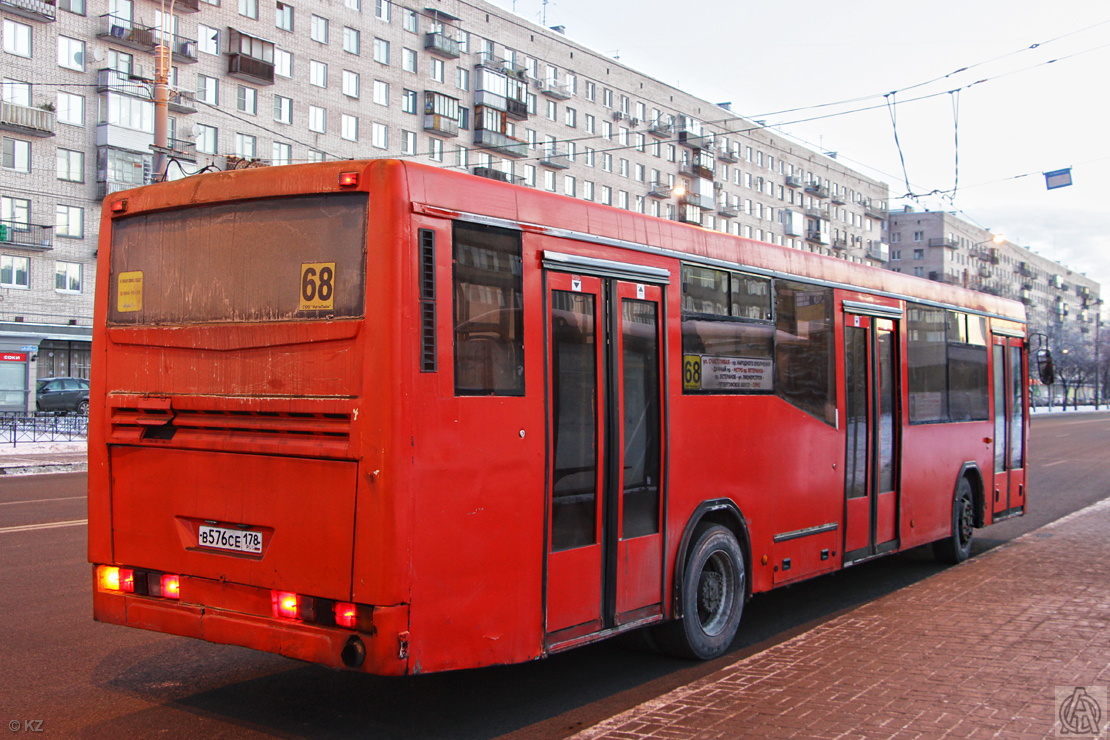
{"left": 108, "top": 193, "right": 367, "bottom": 325}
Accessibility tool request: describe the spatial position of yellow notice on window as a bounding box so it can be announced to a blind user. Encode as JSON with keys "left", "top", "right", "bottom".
{"left": 299, "top": 262, "right": 336, "bottom": 311}
{"left": 117, "top": 271, "right": 143, "bottom": 312}
{"left": 682, "top": 354, "right": 702, "bottom": 391}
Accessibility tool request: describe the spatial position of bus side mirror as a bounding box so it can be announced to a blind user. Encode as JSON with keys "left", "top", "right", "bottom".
{"left": 1037, "top": 350, "right": 1055, "bottom": 386}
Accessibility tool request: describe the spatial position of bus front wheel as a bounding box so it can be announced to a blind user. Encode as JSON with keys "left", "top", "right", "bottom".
{"left": 933, "top": 477, "right": 975, "bottom": 564}
{"left": 656, "top": 525, "right": 745, "bottom": 660}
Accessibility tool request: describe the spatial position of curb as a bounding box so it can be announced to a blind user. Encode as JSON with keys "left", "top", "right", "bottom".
{"left": 0, "top": 462, "right": 88, "bottom": 476}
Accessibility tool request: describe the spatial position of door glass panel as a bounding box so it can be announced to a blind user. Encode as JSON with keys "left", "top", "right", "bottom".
{"left": 993, "top": 344, "right": 1006, "bottom": 472}
{"left": 620, "top": 298, "right": 660, "bottom": 539}
{"left": 550, "top": 290, "right": 598, "bottom": 551}
{"left": 844, "top": 325, "right": 868, "bottom": 499}
{"left": 1010, "top": 345, "right": 1025, "bottom": 469}
{"left": 876, "top": 321, "right": 895, "bottom": 492}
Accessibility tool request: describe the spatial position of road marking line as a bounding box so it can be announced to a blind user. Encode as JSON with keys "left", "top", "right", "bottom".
{"left": 0, "top": 519, "right": 87, "bottom": 534}
{"left": 1043, "top": 460, "right": 1069, "bottom": 467}
{"left": 0, "top": 495, "right": 85, "bottom": 507}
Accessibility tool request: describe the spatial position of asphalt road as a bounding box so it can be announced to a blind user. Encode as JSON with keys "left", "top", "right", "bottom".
{"left": 1, "top": 412, "right": 1106, "bottom": 739}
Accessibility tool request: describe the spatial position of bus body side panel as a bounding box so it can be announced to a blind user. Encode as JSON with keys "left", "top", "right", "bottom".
{"left": 899, "top": 422, "right": 992, "bottom": 546}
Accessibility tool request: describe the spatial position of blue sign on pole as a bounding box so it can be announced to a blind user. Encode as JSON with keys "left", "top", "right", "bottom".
{"left": 1044, "top": 168, "right": 1073, "bottom": 190}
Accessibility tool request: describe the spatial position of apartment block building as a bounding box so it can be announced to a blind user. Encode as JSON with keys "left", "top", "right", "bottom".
{"left": 887, "top": 209, "right": 1101, "bottom": 342}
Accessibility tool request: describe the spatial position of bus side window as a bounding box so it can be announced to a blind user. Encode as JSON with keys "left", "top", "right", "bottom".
{"left": 452, "top": 222, "right": 524, "bottom": 396}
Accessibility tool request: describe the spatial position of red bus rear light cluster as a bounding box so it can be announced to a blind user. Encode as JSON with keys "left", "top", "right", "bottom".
{"left": 271, "top": 590, "right": 370, "bottom": 631}
{"left": 338, "top": 172, "right": 359, "bottom": 188}
{"left": 96, "top": 565, "right": 181, "bottom": 600}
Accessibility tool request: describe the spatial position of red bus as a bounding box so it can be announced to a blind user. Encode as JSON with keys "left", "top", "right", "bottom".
{"left": 89, "top": 160, "right": 1028, "bottom": 674}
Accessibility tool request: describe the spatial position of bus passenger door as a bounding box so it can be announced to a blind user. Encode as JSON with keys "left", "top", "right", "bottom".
{"left": 992, "top": 336, "right": 1027, "bottom": 516}
{"left": 843, "top": 312, "right": 901, "bottom": 564}
{"left": 544, "top": 270, "right": 665, "bottom": 642}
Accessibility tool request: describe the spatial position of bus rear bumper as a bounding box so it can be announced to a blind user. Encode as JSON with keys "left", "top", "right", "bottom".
{"left": 92, "top": 571, "right": 410, "bottom": 675}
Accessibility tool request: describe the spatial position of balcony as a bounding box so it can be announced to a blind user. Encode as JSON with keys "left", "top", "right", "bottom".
{"left": 805, "top": 204, "right": 829, "bottom": 220}
{"left": 473, "top": 129, "right": 526, "bottom": 158}
{"left": 97, "top": 68, "right": 151, "bottom": 98}
{"left": 424, "top": 113, "right": 459, "bottom": 137}
{"left": 473, "top": 166, "right": 512, "bottom": 183}
{"left": 540, "top": 148, "right": 570, "bottom": 169}
{"left": 1017, "top": 263, "right": 1034, "bottom": 278}
{"left": 166, "top": 137, "right": 196, "bottom": 161}
{"left": 785, "top": 175, "right": 802, "bottom": 188}
{"left": 717, "top": 148, "right": 738, "bottom": 163}
{"left": 677, "top": 205, "right": 703, "bottom": 225}
{"left": 717, "top": 203, "right": 739, "bottom": 218}
{"left": 678, "top": 130, "right": 714, "bottom": 151}
{"left": 681, "top": 162, "right": 714, "bottom": 181}
{"left": 505, "top": 97, "right": 528, "bottom": 121}
{"left": 171, "top": 37, "right": 198, "bottom": 63}
{"left": 98, "top": 14, "right": 158, "bottom": 52}
{"left": 830, "top": 191, "right": 845, "bottom": 205}
{"left": 97, "top": 122, "right": 154, "bottom": 153}
{"left": 167, "top": 88, "right": 197, "bottom": 114}
{"left": 928, "top": 237, "right": 958, "bottom": 249}
{"left": 866, "top": 243, "right": 890, "bottom": 262}
{"left": 149, "top": 0, "right": 199, "bottom": 11}
{"left": 832, "top": 237, "right": 848, "bottom": 250}
{"left": 974, "top": 247, "right": 1000, "bottom": 264}
{"left": 805, "top": 182, "right": 829, "bottom": 198}
{"left": 805, "top": 229, "right": 827, "bottom": 245}
{"left": 0, "top": 0, "right": 56, "bottom": 22}
{"left": 0, "top": 221, "right": 52, "bottom": 251}
{"left": 648, "top": 181, "right": 671, "bottom": 199}
{"left": 0, "top": 102, "right": 55, "bottom": 137}
{"left": 424, "top": 31, "right": 460, "bottom": 59}
{"left": 864, "top": 202, "right": 886, "bottom": 219}
{"left": 535, "top": 79, "right": 572, "bottom": 100}
{"left": 648, "top": 120, "right": 672, "bottom": 138}
{"left": 681, "top": 192, "right": 714, "bottom": 211}
{"left": 228, "top": 53, "right": 275, "bottom": 85}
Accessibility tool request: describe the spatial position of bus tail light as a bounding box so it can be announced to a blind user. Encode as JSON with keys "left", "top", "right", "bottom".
{"left": 334, "top": 602, "right": 358, "bottom": 628}
{"left": 109, "top": 198, "right": 128, "bottom": 214}
{"left": 161, "top": 574, "right": 181, "bottom": 600}
{"left": 273, "top": 590, "right": 315, "bottom": 621}
{"left": 338, "top": 171, "right": 359, "bottom": 188}
{"left": 97, "top": 566, "right": 135, "bottom": 593}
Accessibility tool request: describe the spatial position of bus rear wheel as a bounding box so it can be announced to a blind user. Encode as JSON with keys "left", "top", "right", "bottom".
{"left": 933, "top": 477, "right": 975, "bottom": 564}
{"left": 656, "top": 525, "right": 745, "bottom": 660}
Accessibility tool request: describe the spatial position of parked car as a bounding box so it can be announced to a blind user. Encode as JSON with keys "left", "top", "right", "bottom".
{"left": 36, "top": 377, "right": 90, "bottom": 414}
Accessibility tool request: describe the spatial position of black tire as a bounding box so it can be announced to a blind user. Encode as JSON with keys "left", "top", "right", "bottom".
{"left": 77, "top": 399, "right": 89, "bottom": 415}
{"left": 933, "top": 477, "right": 975, "bottom": 564}
{"left": 654, "top": 525, "right": 746, "bottom": 660}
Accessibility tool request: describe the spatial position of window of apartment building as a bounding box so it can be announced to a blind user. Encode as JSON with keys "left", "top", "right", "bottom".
{"left": 0, "top": 256, "right": 30, "bottom": 289}
{"left": 55, "top": 205, "right": 84, "bottom": 238}
{"left": 584, "top": 81, "right": 595, "bottom": 102}
{"left": 374, "top": 38, "right": 390, "bottom": 64}
{"left": 913, "top": 231, "right": 924, "bottom": 241}
{"left": 457, "top": 67, "right": 469, "bottom": 91}
{"left": 371, "top": 122, "right": 388, "bottom": 149}
{"left": 58, "top": 0, "right": 86, "bottom": 15}
{"left": 564, "top": 107, "right": 576, "bottom": 128}
{"left": 106, "top": 49, "right": 133, "bottom": 75}
{"left": 2, "top": 138, "right": 30, "bottom": 173}
{"left": 276, "top": 2, "right": 294, "bottom": 31}
{"left": 195, "top": 124, "right": 217, "bottom": 154}
{"left": 456, "top": 145, "right": 468, "bottom": 167}
{"left": 583, "top": 147, "right": 594, "bottom": 167}
{"left": 344, "top": 0, "right": 359, "bottom": 10}
{"left": 428, "top": 137, "right": 442, "bottom": 162}
{"left": 309, "top": 60, "right": 327, "bottom": 87}
{"left": 240, "top": 0, "right": 258, "bottom": 19}
{"left": 545, "top": 100, "right": 556, "bottom": 121}
{"left": 402, "top": 47, "right": 417, "bottom": 73}
{"left": 619, "top": 158, "right": 629, "bottom": 178}
{"left": 601, "top": 120, "right": 612, "bottom": 139}
{"left": 56, "top": 93, "right": 84, "bottom": 126}
{"left": 583, "top": 113, "right": 594, "bottom": 135}
{"left": 401, "top": 129, "right": 416, "bottom": 155}
{"left": 2, "top": 196, "right": 29, "bottom": 228}
{"left": 542, "top": 169, "right": 555, "bottom": 192}
{"left": 374, "top": 0, "right": 390, "bottom": 21}
{"left": 403, "top": 8, "right": 417, "bottom": 32}
{"left": 198, "top": 24, "right": 219, "bottom": 54}
{"left": 55, "top": 261, "right": 83, "bottom": 293}
{"left": 311, "top": 15, "right": 328, "bottom": 43}
{"left": 274, "top": 48, "right": 292, "bottom": 78}
{"left": 308, "top": 105, "right": 326, "bottom": 133}
{"left": 58, "top": 36, "right": 85, "bottom": 71}
{"left": 57, "top": 149, "right": 84, "bottom": 182}
{"left": 890, "top": 249, "right": 902, "bottom": 261}
{"left": 913, "top": 266, "right": 924, "bottom": 278}
{"left": 343, "top": 27, "right": 359, "bottom": 54}
{"left": 3, "top": 20, "right": 32, "bottom": 58}
{"left": 563, "top": 175, "right": 576, "bottom": 198}
{"left": 602, "top": 152, "right": 612, "bottom": 173}
{"left": 343, "top": 70, "right": 360, "bottom": 98}
{"left": 197, "top": 74, "right": 219, "bottom": 104}
{"left": 430, "top": 57, "right": 444, "bottom": 83}
{"left": 308, "top": 149, "right": 325, "bottom": 162}
{"left": 272, "top": 141, "right": 291, "bottom": 165}
{"left": 372, "top": 78, "right": 388, "bottom": 105}
{"left": 236, "top": 132, "right": 256, "bottom": 157}
{"left": 2, "top": 79, "right": 29, "bottom": 108}
{"left": 913, "top": 248, "right": 924, "bottom": 260}
{"left": 236, "top": 85, "right": 257, "bottom": 114}
{"left": 104, "top": 149, "right": 146, "bottom": 187}
{"left": 341, "top": 114, "right": 358, "bottom": 141}
{"left": 402, "top": 88, "right": 417, "bottom": 113}
{"left": 273, "top": 94, "right": 292, "bottom": 123}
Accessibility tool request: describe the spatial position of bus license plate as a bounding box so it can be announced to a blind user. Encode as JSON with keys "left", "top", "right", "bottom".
{"left": 197, "top": 525, "right": 263, "bottom": 554}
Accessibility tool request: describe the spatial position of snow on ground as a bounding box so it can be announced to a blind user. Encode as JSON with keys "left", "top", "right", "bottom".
{"left": 0, "top": 440, "right": 87, "bottom": 457}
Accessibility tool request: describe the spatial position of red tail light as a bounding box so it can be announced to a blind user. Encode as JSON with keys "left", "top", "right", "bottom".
{"left": 97, "top": 566, "right": 135, "bottom": 593}
{"left": 161, "top": 574, "right": 181, "bottom": 600}
{"left": 338, "top": 171, "right": 359, "bottom": 188}
{"left": 110, "top": 198, "right": 128, "bottom": 213}
{"left": 272, "top": 591, "right": 315, "bottom": 621}
{"left": 334, "top": 602, "right": 358, "bottom": 628}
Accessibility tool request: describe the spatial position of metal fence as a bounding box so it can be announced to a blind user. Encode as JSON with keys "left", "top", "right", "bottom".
{"left": 0, "top": 412, "right": 88, "bottom": 446}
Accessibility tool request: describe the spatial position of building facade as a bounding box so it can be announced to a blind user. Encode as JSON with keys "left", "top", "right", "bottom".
{"left": 887, "top": 209, "right": 1101, "bottom": 342}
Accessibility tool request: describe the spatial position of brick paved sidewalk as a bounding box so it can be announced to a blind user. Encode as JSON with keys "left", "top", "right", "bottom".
{"left": 573, "top": 499, "right": 1110, "bottom": 739}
